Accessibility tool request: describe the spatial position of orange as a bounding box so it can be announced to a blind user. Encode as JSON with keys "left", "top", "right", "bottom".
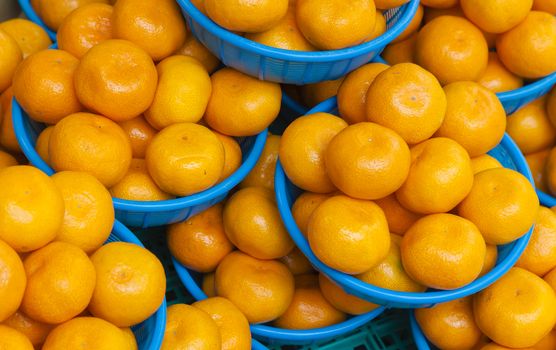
{"left": 474, "top": 267, "right": 556, "bottom": 348}
{"left": 296, "top": 0, "right": 376, "bottom": 50}
{"left": 375, "top": 0, "right": 409, "bottom": 9}
{"left": 193, "top": 297, "right": 251, "bottom": 350}
{"left": 109, "top": 159, "right": 174, "bottom": 201}
{"left": 0, "top": 166, "right": 64, "bottom": 252}
{"left": 507, "top": 98, "right": 555, "bottom": 155}
{"left": 295, "top": 273, "right": 320, "bottom": 288}
{"left": 0, "top": 28, "right": 23, "bottom": 93}
{"left": 89, "top": 242, "right": 165, "bottom": 327}
{"left": 57, "top": 3, "right": 112, "bottom": 58}
{"left": 168, "top": 203, "right": 234, "bottom": 273}
{"left": 337, "top": 62, "right": 390, "bottom": 124}
{"left": 367, "top": 11, "right": 387, "bottom": 41}
{"left": 42, "top": 317, "right": 132, "bottom": 350}
{"left": 0, "top": 88, "right": 21, "bottom": 153}
{"left": 301, "top": 78, "right": 344, "bottom": 108}
{"left": 279, "top": 113, "right": 347, "bottom": 193}
{"left": 240, "top": 134, "right": 280, "bottom": 190}
{"left": 204, "top": 68, "right": 282, "bottom": 136}
{"left": 545, "top": 148, "right": 556, "bottom": 195}
{"left": 202, "top": 273, "right": 216, "bottom": 297}
{"left": 526, "top": 149, "right": 550, "bottom": 191}
{"left": 214, "top": 132, "right": 242, "bottom": 181}
{"left": 118, "top": 116, "right": 157, "bottom": 159}
{"left": 544, "top": 265, "right": 556, "bottom": 291}
{"left": 0, "top": 19, "right": 51, "bottom": 58}
{"left": 49, "top": 112, "right": 132, "bottom": 188}
{"left": 280, "top": 248, "right": 314, "bottom": 276}
{"left": 496, "top": 12, "right": 556, "bottom": 79}
{"left": 533, "top": 329, "right": 556, "bottom": 350}
{"left": 35, "top": 126, "right": 53, "bottom": 164}
{"left": 366, "top": 63, "right": 447, "bottom": 144}
{"left": 205, "top": 0, "right": 288, "bottom": 33}
{"left": 13, "top": 49, "right": 82, "bottom": 124}
{"left": 161, "top": 304, "right": 221, "bottom": 350}
{"left": 112, "top": 0, "right": 186, "bottom": 61}
{"left": 308, "top": 195, "right": 390, "bottom": 274}
{"left": 416, "top": 16, "right": 488, "bottom": 85}
{"left": 459, "top": 168, "right": 539, "bottom": 244}
{"left": 477, "top": 52, "right": 524, "bottom": 94}
{"left": 375, "top": 194, "right": 422, "bottom": 235}
{"left": 423, "top": 5, "right": 465, "bottom": 23}
{"left": 74, "top": 39, "right": 158, "bottom": 122}
{"left": 533, "top": 0, "right": 556, "bottom": 14}
{"left": 0, "top": 239, "right": 26, "bottom": 322}
{"left": 223, "top": 187, "right": 294, "bottom": 260}
{"left": 397, "top": 137, "right": 474, "bottom": 214}
{"left": 51, "top": 171, "right": 114, "bottom": 253}
{"left": 2, "top": 311, "right": 53, "bottom": 348}
{"left": 420, "top": 0, "right": 458, "bottom": 8}
{"left": 381, "top": 33, "right": 418, "bottom": 65}
{"left": 0, "top": 150, "right": 17, "bottom": 169}
{"left": 318, "top": 273, "right": 378, "bottom": 315}
{"left": 549, "top": 87, "right": 556, "bottom": 127}
{"left": 32, "top": 0, "right": 109, "bottom": 31}
{"left": 401, "top": 213, "right": 486, "bottom": 289}
{"left": 274, "top": 287, "right": 346, "bottom": 329}
{"left": 145, "top": 123, "right": 224, "bottom": 196}
{"left": 0, "top": 325, "right": 33, "bottom": 350}
{"left": 215, "top": 251, "right": 295, "bottom": 324}
{"left": 145, "top": 55, "right": 211, "bottom": 129}
{"left": 21, "top": 241, "right": 96, "bottom": 324}
{"left": 471, "top": 154, "right": 503, "bottom": 175}
{"left": 516, "top": 207, "right": 556, "bottom": 276}
{"left": 435, "top": 81, "right": 506, "bottom": 157}
{"left": 325, "top": 122, "right": 411, "bottom": 200}
{"left": 392, "top": 4, "right": 423, "bottom": 43}
{"left": 291, "top": 191, "right": 331, "bottom": 237}
{"left": 480, "top": 244, "right": 499, "bottom": 277}
{"left": 175, "top": 33, "right": 220, "bottom": 73}
{"left": 121, "top": 328, "right": 138, "bottom": 350}
{"left": 415, "top": 297, "right": 482, "bottom": 350}
{"left": 461, "top": 0, "right": 533, "bottom": 33}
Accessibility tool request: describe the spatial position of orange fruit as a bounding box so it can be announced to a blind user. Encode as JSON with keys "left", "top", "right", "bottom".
{"left": 0, "top": 28, "right": 23, "bottom": 93}
{"left": 375, "top": 194, "right": 422, "bottom": 235}
{"left": 291, "top": 191, "right": 331, "bottom": 237}
{"left": 544, "top": 265, "right": 556, "bottom": 291}
{"left": 109, "top": 159, "right": 174, "bottom": 201}
{"left": 49, "top": 112, "right": 132, "bottom": 188}
{"left": 0, "top": 166, "right": 64, "bottom": 252}
{"left": 381, "top": 33, "right": 418, "bottom": 65}
{"left": 423, "top": 4, "right": 465, "bottom": 23}
{"left": 2, "top": 311, "right": 53, "bottom": 348}
{"left": 325, "top": 122, "right": 411, "bottom": 200}
{"left": 274, "top": 287, "right": 346, "bottom": 329}
{"left": 367, "top": 11, "right": 387, "bottom": 41}
{"left": 533, "top": 0, "right": 556, "bottom": 14}
{"left": 35, "top": 126, "right": 53, "bottom": 164}
{"left": 175, "top": 33, "right": 220, "bottom": 73}
{"left": 533, "top": 329, "right": 556, "bottom": 350}
{"left": 318, "top": 273, "right": 378, "bottom": 315}
{"left": 89, "top": 242, "right": 166, "bottom": 327}
{"left": 118, "top": 116, "right": 157, "bottom": 159}
{"left": 0, "top": 150, "right": 17, "bottom": 169}
{"left": 461, "top": 0, "right": 533, "bottom": 33}
{"left": 458, "top": 168, "right": 539, "bottom": 245}
{"left": 507, "top": 98, "right": 555, "bottom": 155}
{"left": 112, "top": 0, "right": 186, "bottom": 61}
{"left": 516, "top": 207, "right": 556, "bottom": 276}
{"left": 167, "top": 203, "right": 234, "bottom": 273}
{"left": 375, "top": 0, "right": 410, "bottom": 9}
{"left": 215, "top": 251, "right": 295, "bottom": 324}
{"left": 0, "top": 325, "right": 33, "bottom": 350}
{"left": 296, "top": 0, "right": 376, "bottom": 50}
{"left": 121, "top": 328, "right": 138, "bottom": 350}
{"left": 193, "top": 297, "right": 251, "bottom": 350}
{"left": 337, "top": 62, "right": 390, "bottom": 124}
{"left": 480, "top": 244, "right": 498, "bottom": 277}
{"left": 205, "top": 0, "right": 288, "bottom": 33}
{"left": 421, "top": 0, "right": 458, "bottom": 8}
{"left": 161, "top": 304, "right": 221, "bottom": 350}
{"left": 308, "top": 195, "right": 390, "bottom": 274}
{"left": 471, "top": 154, "right": 503, "bottom": 175}
{"left": 477, "top": 52, "right": 524, "bottom": 94}
{"left": 280, "top": 248, "right": 314, "bottom": 276}
{"left": 21, "top": 241, "right": 96, "bottom": 324}
{"left": 401, "top": 213, "right": 486, "bottom": 289}
{"left": 295, "top": 273, "right": 319, "bottom": 288}
{"left": 145, "top": 123, "right": 224, "bottom": 196}
{"left": 0, "top": 239, "right": 26, "bottom": 322}
{"left": 145, "top": 55, "right": 211, "bottom": 129}
{"left": 0, "top": 87, "right": 20, "bottom": 154}
{"left": 0, "top": 19, "right": 52, "bottom": 58}
{"left": 240, "top": 134, "right": 280, "bottom": 191}
{"left": 13, "top": 49, "right": 82, "bottom": 124}
{"left": 42, "top": 317, "right": 132, "bottom": 350}
{"left": 204, "top": 68, "right": 282, "bottom": 136}
{"left": 214, "top": 132, "right": 242, "bottom": 181}
{"left": 279, "top": 113, "right": 347, "bottom": 193}
{"left": 549, "top": 87, "right": 556, "bottom": 126}
{"left": 74, "top": 39, "right": 158, "bottom": 122}
{"left": 301, "top": 77, "right": 345, "bottom": 108}
{"left": 416, "top": 16, "right": 488, "bottom": 85}
{"left": 415, "top": 297, "right": 483, "bottom": 350}
{"left": 190, "top": 0, "right": 206, "bottom": 14}
{"left": 435, "top": 81, "right": 506, "bottom": 157}
{"left": 202, "top": 273, "right": 216, "bottom": 297}
{"left": 397, "top": 137, "right": 474, "bottom": 214}
{"left": 366, "top": 63, "right": 447, "bottom": 144}
{"left": 526, "top": 149, "right": 550, "bottom": 192}
{"left": 497, "top": 11, "right": 556, "bottom": 79}
{"left": 33, "top": 0, "right": 109, "bottom": 31}
{"left": 474, "top": 267, "right": 556, "bottom": 348}
{"left": 545, "top": 148, "right": 556, "bottom": 195}
{"left": 392, "top": 4, "right": 423, "bottom": 44}
{"left": 223, "top": 187, "right": 294, "bottom": 260}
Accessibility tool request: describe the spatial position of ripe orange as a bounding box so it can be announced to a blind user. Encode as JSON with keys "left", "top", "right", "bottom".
{"left": 295, "top": 273, "right": 319, "bottom": 288}
{"left": 367, "top": 10, "right": 387, "bottom": 41}
{"left": 2, "top": 311, "right": 53, "bottom": 348}
{"left": 214, "top": 132, "right": 242, "bottom": 181}
{"left": 516, "top": 207, "right": 556, "bottom": 276}
{"left": 375, "top": 0, "right": 410, "bottom": 9}
{"left": 0, "top": 87, "right": 21, "bottom": 153}
{"left": 471, "top": 154, "right": 503, "bottom": 175}
{"left": 280, "top": 248, "right": 314, "bottom": 276}
{"left": 544, "top": 266, "right": 556, "bottom": 291}
{"left": 291, "top": 191, "right": 331, "bottom": 237}
{"left": 421, "top": 0, "right": 458, "bottom": 8}
{"left": 507, "top": 97, "right": 555, "bottom": 155}
{"left": 0, "top": 28, "right": 23, "bottom": 93}
{"left": 301, "top": 77, "right": 344, "bottom": 108}
{"left": 461, "top": 0, "right": 533, "bottom": 33}
{"left": 545, "top": 148, "right": 556, "bottom": 195}
{"left": 0, "top": 325, "right": 34, "bottom": 350}
{"left": 549, "top": 87, "right": 556, "bottom": 127}
{"left": 381, "top": 33, "right": 418, "bottom": 65}
{"left": 526, "top": 149, "right": 550, "bottom": 192}
{"left": 533, "top": 0, "right": 556, "bottom": 14}
{"left": 318, "top": 273, "right": 378, "bottom": 315}
{"left": 375, "top": 194, "right": 422, "bottom": 235}
{"left": 0, "top": 239, "right": 26, "bottom": 322}
{"left": 35, "top": 126, "right": 53, "bottom": 164}
{"left": 477, "top": 52, "right": 524, "bottom": 93}
{"left": 0, "top": 150, "right": 17, "bottom": 169}
{"left": 161, "top": 304, "right": 221, "bottom": 350}
{"left": 392, "top": 4, "right": 423, "bottom": 43}
{"left": 480, "top": 244, "right": 499, "bottom": 277}
{"left": 118, "top": 116, "right": 157, "bottom": 159}
{"left": 202, "top": 273, "right": 216, "bottom": 297}
{"left": 109, "top": 158, "right": 174, "bottom": 201}
{"left": 0, "top": 19, "right": 51, "bottom": 58}
{"left": 121, "top": 328, "right": 138, "bottom": 350}
{"left": 240, "top": 134, "right": 280, "bottom": 190}
{"left": 205, "top": 0, "right": 288, "bottom": 33}
{"left": 32, "top": 0, "right": 109, "bottom": 31}
{"left": 175, "top": 33, "right": 220, "bottom": 73}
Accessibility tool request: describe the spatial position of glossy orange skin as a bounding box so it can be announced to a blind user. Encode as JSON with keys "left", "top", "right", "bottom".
{"left": 280, "top": 248, "right": 314, "bottom": 276}
{"left": 526, "top": 149, "right": 550, "bottom": 192}
{"left": 471, "top": 154, "right": 502, "bottom": 175}
{"left": 460, "top": 0, "right": 533, "bottom": 33}
{"left": 35, "top": 126, "right": 53, "bottom": 165}
{"left": 533, "top": 0, "right": 556, "bottom": 14}
{"left": 382, "top": 33, "right": 418, "bottom": 65}
{"left": 0, "top": 325, "right": 34, "bottom": 350}
{"left": 161, "top": 304, "right": 221, "bottom": 350}
{"left": 479, "top": 244, "right": 498, "bottom": 277}
{"left": 109, "top": 159, "right": 174, "bottom": 201}
{"left": 507, "top": 98, "right": 556, "bottom": 155}
{"left": 2, "top": 311, "right": 53, "bottom": 348}
{"left": 516, "top": 207, "right": 556, "bottom": 276}
{"left": 548, "top": 87, "right": 556, "bottom": 127}
{"left": 0, "top": 19, "right": 52, "bottom": 58}
{"left": 214, "top": 133, "right": 242, "bottom": 182}
{"left": 318, "top": 273, "right": 378, "bottom": 315}
{"left": 375, "top": 194, "right": 422, "bottom": 235}
{"left": 291, "top": 191, "right": 331, "bottom": 237}
{"left": 477, "top": 52, "right": 523, "bottom": 94}
{"left": 33, "top": 0, "right": 109, "bottom": 31}
{"left": 205, "top": 0, "right": 288, "bottom": 33}
{"left": 118, "top": 116, "right": 157, "bottom": 159}
{"left": 0, "top": 239, "right": 26, "bottom": 322}
{"left": 545, "top": 148, "right": 556, "bottom": 195}
{"left": 240, "top": 134, "right": 280, "bottom": 191}
{"left": 0, "top": 28, "right": 23, "bottom": 93}
{"left": 421, "top": 0, "right": 458, "bottom": 8}
{"left": 175, "top": 34, "right": 220, "bottom": 73}
{"left": 0, "top": 88, "right": 21, "bottom": 153}
{"left": 301, "top": 77, "right": 344, "bottom": 108}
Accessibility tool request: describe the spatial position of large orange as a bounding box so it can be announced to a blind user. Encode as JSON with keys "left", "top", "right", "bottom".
{"left": 118, "top": 116, "right": 157, "bottom": 159}
{"left": 240, "top": 134, "right": 280, "bottom": 191}
{"left": 161, "top": 304, "right": 221, "bottom": 350}
{"left": 0, "top": 27, "right": 23, "bottom": 93}
{"left": 32, "top": 0, "right": 109, "bottom": 31}
{"left": 109, "top": 159, "right": 174, "bottom": 201}
{"left": 375, "top": 194, "right": 422, "bottom": 235}
{"left": 291, "top": 191, "right": 332, "bottom": 237}
{"left": 205, "top": 0, "right": 288, "bottom": 33}
{"left": 507, "top": 97, "right": 555, "bottom": 155}
{"left": 477, "top": 52, "right": 524, "bottom": 93}
{"left": 318, "top": 273, "right": 378, "bottom": 315}
{"left": 2, "top": 311, "right": 53, "bottom": 348}
{"left": 461, "top": 0, "right": 533, "bottom": 33}
{"left": 515, "top": 207, "right": 556, "bottom": 276}
{"left": 0, "top": 325, "right": 33, "bottom": 350}
{"left": 0, "top": 19, "right": 51, "bottom": 58}
{"left": 0, "top": 239, "right": 26, "bottom": 322}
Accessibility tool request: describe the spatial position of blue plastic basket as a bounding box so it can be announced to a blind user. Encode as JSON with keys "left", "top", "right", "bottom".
{"left": 409, "top": 310, "right": 430, "bottom": 350}
{"left": 498, "top": 72, "right": 556, "bottom": 114}
{"left": 11, "top": 97, "right": 268, "bottom": 228}
{"left": 176, "top": 0, "right": 419, "bottom": 85}
{"left": 18, "top": 0, "right": 57, "bottom": 40}
{"left": 274, "top": 96, "right": 535, "bottom": 309}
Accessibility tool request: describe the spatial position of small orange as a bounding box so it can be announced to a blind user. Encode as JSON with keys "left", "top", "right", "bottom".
{"left": 161, "top": 304, "right": 221, "bottom": 350}
{"left": 291, "top": 191, "right": 331, "bottom": 237}
{"left": 74, "top": 39, "right": 158, "bottom": 122}
{"left": 279, "top": 113, "right": 347, "bottom": 193}
{"left": 366, "top": 63, "right": 447, "bottom": 144}
{"left": 375, "top": 194, "right": 422, "bottom": 235}
{"left": 533, "top": 0, "right": 556, "bottom": 14}
{"left": 516, "top": 207, "right": 556, "bottom": 276}
{"left": 533, "top": 329, "right": 556, "bottom": 350}
{"left": 215, "top": 251, "right": 295, "bottom": 324}
{"left": 205, "top": 68, "right": 282, "bottom": 136}
{"left": 12, "top": 49, "right": 82, "bottom": 124}
{"left": 0, "top": 325, "right": 33, "bottom": 350}
{"left": 526, "top": 149, "right": 550, "bottom": 192}
{"left": 205, "top": 0, "right": 288, "bottom": 33}
{"left": 35, "top": 126, "right": 53, "bottom": 164}
{"left": 458, "top": 168, "right": 539, "bottom": 245}
{"left": 301, "top": 77, "right": 345, "bottom": 108}
{"left": 392, "top": 5, "right": 423, "bottom": 44}
{"left": 420, "top": 0, "right": 458, "bottom": 8}
{"left": 214, "top": 132, "right": 242, "bottom": 181}
{"left": 474, "top": 267, "right": 556, "bottom": 348}
{"left": 89, "top": 242, "right": 166, "bottom": 327}
{"left": 112, "top": 0, "right": 186, "bottom": 61}
{"left": 0, "top": 19, "right": 52, "bottom": 58}
{"left": 375, "top": 0, "right": 409, "bottom": 9}
{"left": 280, "top": 248, "right": 314, "bottom": 276}
{"left": 325, "top": 122, "right": 411, "bottom": 200}
{"left": 397, "top": 137, "right": 474, "bottom": 214}
{"left": 471, "top": 154, "right": 503, "bottom": 175}
{"left": 308, "top": 195, "right": 390, "bottom": 274}
{"left": 49, "top": 112, "right": 133, "bottom": 188}
{"left": 295, "top": 273, "right": 319, "bottom": 288}
{"left": 545, "top": 148, "right": 556, "bottom": 195}
{"left": 318, "top": 273, "right": 378, "bottom": 315}
{"left": 121, "top": 328, "right": 138, "bottom": 350}
{"left": 0, "top": 28, "right": 23, "bottom": 93}
{"left": 401, "top": 213, "right": 486, "bottom": 290}
{"left": 368, "top": 11, "right": 387, "bottom": 42}
{"left": 118, "top": 116, "right": 157, "bottom": 159}
{"left": 415, "top": 16, "right": 488, "bottom": 85}
{"left": 240, "top": 134, "right": 280, "bottom": 190}
{"left": 167, "top": 203, "right": 234, "bottom": 273}
{"left": 21, "top": 241, "right": 96, "bottom": 324}
{"left": 423, "top": 4, "right": 464, "bottom": 23}
{"left": 461, "top": 0, "right": 533, "bottom": 33}
{"left": 549, "top": 87, "right": 556, "bottom": 127}
{"left": 480, "top": 244, "right": 499, "bottom": 277}
{"left": 415, "top": 297, "right": 483, "bottom": 350}
{"left": 109, "top": 159, "right": 175, "bottom": 201}
{"left": 0, "top": 90, "right": 21, "bottom": 153}
{"left": 507, "top": 98, "right": 555, "bottom": 155}
{"left": 544, "top": 265, "right": 556, "bottom": 291}
{"left": 0, "top": 239, "right": 26, "bottom": 322}
{"left": 2, "top": 311, "right": 53, "bottom": 348}
{"left": 0, "top": 150, "right": 17, "bottom": 169}
{"left": 381, "top": 33, "right": 418, "bottom": 65}
{"left": 32, "top": 0, "right": 109, "bottom": 31}
{"left": 202, "top": 273, "right": 216, "bottom": 297}
{"left": 145, "top": 123, "right": 224, "bottom": 196}
{"left": 175, "top": 33, "right": 220, "bottom": 73}
{"left": 477, "top": 52, "right": 524, "bottom": 94}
